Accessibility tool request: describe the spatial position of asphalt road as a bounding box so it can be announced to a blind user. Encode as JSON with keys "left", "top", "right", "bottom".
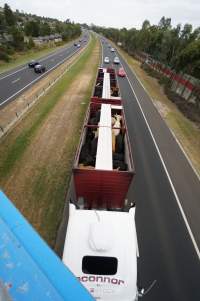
{"left": 0, "top": 34, "right": 89, "bottom": 108}
{"left": 101, "top": 39, "right": 200, "bottom": 300}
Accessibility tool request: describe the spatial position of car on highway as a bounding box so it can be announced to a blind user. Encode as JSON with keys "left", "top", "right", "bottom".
{"left": 74, "top": 42, "right": 77, "bottom": 46}
{"left": 117, "top": 67, "right": 126, "bottom": 77}
{"left": 110, "top": 47, "right": 115, "bottom": 52}
{"left": 113, "top": 56, "right": 120, "bottom": 64}
{"left": 77, "top": 44, "right": 81, "bottom": 48}
{"left": 28, "top": 60, "right": 40, "bottom": 68}
{"left": 34, "top": 64, "right": 46, "bottom": 73}
{"left": 104, "top": 56, "right": 110, "bottom": 64}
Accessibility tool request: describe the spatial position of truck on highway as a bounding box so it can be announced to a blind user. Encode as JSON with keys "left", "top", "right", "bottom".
{"left": 62, "top": 68, "right": 140, "bottom": 300}
{"left": 93, "top": 68, "right": 120, "bottom": 100}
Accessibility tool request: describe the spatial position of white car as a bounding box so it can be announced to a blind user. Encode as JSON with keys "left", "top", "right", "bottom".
{"left": 111, "top": 48, "right": 115, "bottom": 52}
{"left": 114, "top": 56, "right": 120, "bottom": 64}
{"left": 104, "top": 56, "right": 110, "bottom": 64}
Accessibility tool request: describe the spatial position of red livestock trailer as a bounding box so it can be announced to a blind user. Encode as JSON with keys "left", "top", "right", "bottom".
{"left": 93, "top": 67, "right": 120, "bottom": 99}
{"left": 73, "top": 69, "right": 134, "bottom": 210}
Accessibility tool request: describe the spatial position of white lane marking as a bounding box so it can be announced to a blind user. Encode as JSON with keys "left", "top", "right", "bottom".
{"left": 0, "top": 66, "right": 27, "bottom": 81}
{"left": 0, "top": 44, "right": 74, "bottom": 82}
{"left": 12, "top": 78, "right": 20, "bottom": 84}
{"left": 116, "top": 47, "right": 200, "bottom": 183}
{"left": 124, "top": 67, "right": 200, "bottom": 260}
{"left": 100, "top": 38, "right": 140, "bottom": 258}
{"left": 169, "top": 128, "right": 200, "bottom": 181}
{"left": 0, "top": 47, "right": 83, "bottom": 107}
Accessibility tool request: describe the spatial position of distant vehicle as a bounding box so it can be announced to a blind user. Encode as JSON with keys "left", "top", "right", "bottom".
{"left": 77, "top": 44, "right": 81, "bottom": 48}
{"left": 74, "top": 42, "right": 77, "bottom": 46}
{"left": 110, "top": 47, "right": 115, "bottom": 52}
{"left": 79, "top": 39, "right": 82, "bottom": 42}
{"left": 34, "top": 64, "right": 46, "bottom": 73}
{"left": 104, "top": 56, "right": 110, "bottom": 64}
{"left": 28, "top": 60, "right": 39, "bottom": 68}
{"left": 117, "top": 67, "right": 126, "bottom": 77}
{"left": 113, "top": 56, "right": 120, "bottom": 64}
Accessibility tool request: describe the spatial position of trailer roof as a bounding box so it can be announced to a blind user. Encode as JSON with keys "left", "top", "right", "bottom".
{"left": 95, "top": 104, "right": 112, "bottom": 170}
{"left": 102, "top": 72, "right": 111, "bottom": 99}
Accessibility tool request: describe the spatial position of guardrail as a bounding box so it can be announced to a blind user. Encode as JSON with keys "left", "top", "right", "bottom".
{"left": 0, "top": 45, "right": 88, "bottom": 139}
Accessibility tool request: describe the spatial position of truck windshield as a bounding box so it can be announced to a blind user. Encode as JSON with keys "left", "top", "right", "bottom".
{"left": 82, "top": 256, "right": 118, "bottom": 275}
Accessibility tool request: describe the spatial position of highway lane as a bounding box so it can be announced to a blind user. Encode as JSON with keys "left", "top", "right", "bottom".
{"left": 0, "top": 34, "right": 89, "bottom": 107}
{"left": 101, "top": 40, "right": 200, "bottom": 300}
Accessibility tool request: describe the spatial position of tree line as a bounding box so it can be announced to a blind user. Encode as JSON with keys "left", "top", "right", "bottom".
{"left": 92, "top": 17, "right": 200, "bottom": 79}
{"left": 0, "top": 3, "right": 81, "bottom": 62}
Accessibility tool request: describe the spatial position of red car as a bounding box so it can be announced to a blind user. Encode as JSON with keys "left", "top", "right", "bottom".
{"left": 117, "top": 67, "right": 126, "bottom": 77}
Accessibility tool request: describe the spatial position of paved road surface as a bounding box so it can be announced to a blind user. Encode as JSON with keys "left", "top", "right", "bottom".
{"left": 101, "top": 39, "right": 200, "bottom": 300}
{"left": 0, "top": 34, "right": 89, "bottom": 108}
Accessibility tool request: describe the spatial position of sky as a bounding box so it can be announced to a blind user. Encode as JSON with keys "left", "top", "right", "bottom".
{"left": 0, "top": 0, "right": 199, "bottom": 30}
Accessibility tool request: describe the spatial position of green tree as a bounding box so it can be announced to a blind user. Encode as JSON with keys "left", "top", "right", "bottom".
{"left": 4, "top": 3, "right": 16, "bottom": 26}
{"left": 24, "top": 21, "right": 40, "bottom": 37}
{"left": 11, "top": 26, "right": 24, "bottom": 50}
{"left": 40, "top": 22, "right": 51, "bottom": 36}
{"left": 27, "top": 36, "right": 34, "bottom": 49}
{"left": 55, "top": 21, "right": 64, "bottom": 33}
{"left": 142, "top": 20, "right": 150, "bottom": 30}
{"left": 158, "top": 16, "right": 171, "bottom": 30}
{"left": 175, "top": 40, "right": 200, "bottom": 77}
{"left": 0, "top": 12, "right": 6, "bottom": 33}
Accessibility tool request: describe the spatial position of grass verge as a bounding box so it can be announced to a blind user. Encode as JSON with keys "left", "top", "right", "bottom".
{"left": 0, "top": 34, "right": 100, "bottom": 247}
{"left": 116, "top": 46, "right": 200, "bottom": 176}
{"left": 0, "top": 36, "right": 94, "bottom": 181}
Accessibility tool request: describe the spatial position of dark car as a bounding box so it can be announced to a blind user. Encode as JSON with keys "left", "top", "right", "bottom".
{"left": 74, "top": 42, "right": 77, "bottom": 46}
{"left": 34, "top": 64, "right": 46, "bottom": 73}
{"left": 28, "top": 60, "right": 39, "bottom": 68}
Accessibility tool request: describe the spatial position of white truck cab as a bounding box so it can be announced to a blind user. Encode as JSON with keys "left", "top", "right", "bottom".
{"left": 63, "top": 204, "right": 139, "bottom": 300}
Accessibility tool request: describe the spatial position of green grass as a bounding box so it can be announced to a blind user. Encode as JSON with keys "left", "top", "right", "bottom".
{"left": 26, "top": 36, "right": 99, "bottom": 246}
{"left": 0, "top": 40, "right": 74, "bottom": 74}
{"left": 167, "top": 111, "right": 200, "bottom": 174}
{"left": 0, "top": 34, "right": 100, "bottom": 247}
{"left": 0, "top": 35, "right": 96, "bottom": 181}
{"left": 45, "top": 72, "right": 99, "bottom": 247}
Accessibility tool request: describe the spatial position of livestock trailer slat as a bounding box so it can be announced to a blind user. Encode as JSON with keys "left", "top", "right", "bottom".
{"left": 73, "top": 169, "right": 133, "bottom": 209}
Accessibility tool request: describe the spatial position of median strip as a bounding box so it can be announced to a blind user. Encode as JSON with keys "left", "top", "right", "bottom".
{"left": 0, "top": 34, "right": 100, "bottom": 247}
